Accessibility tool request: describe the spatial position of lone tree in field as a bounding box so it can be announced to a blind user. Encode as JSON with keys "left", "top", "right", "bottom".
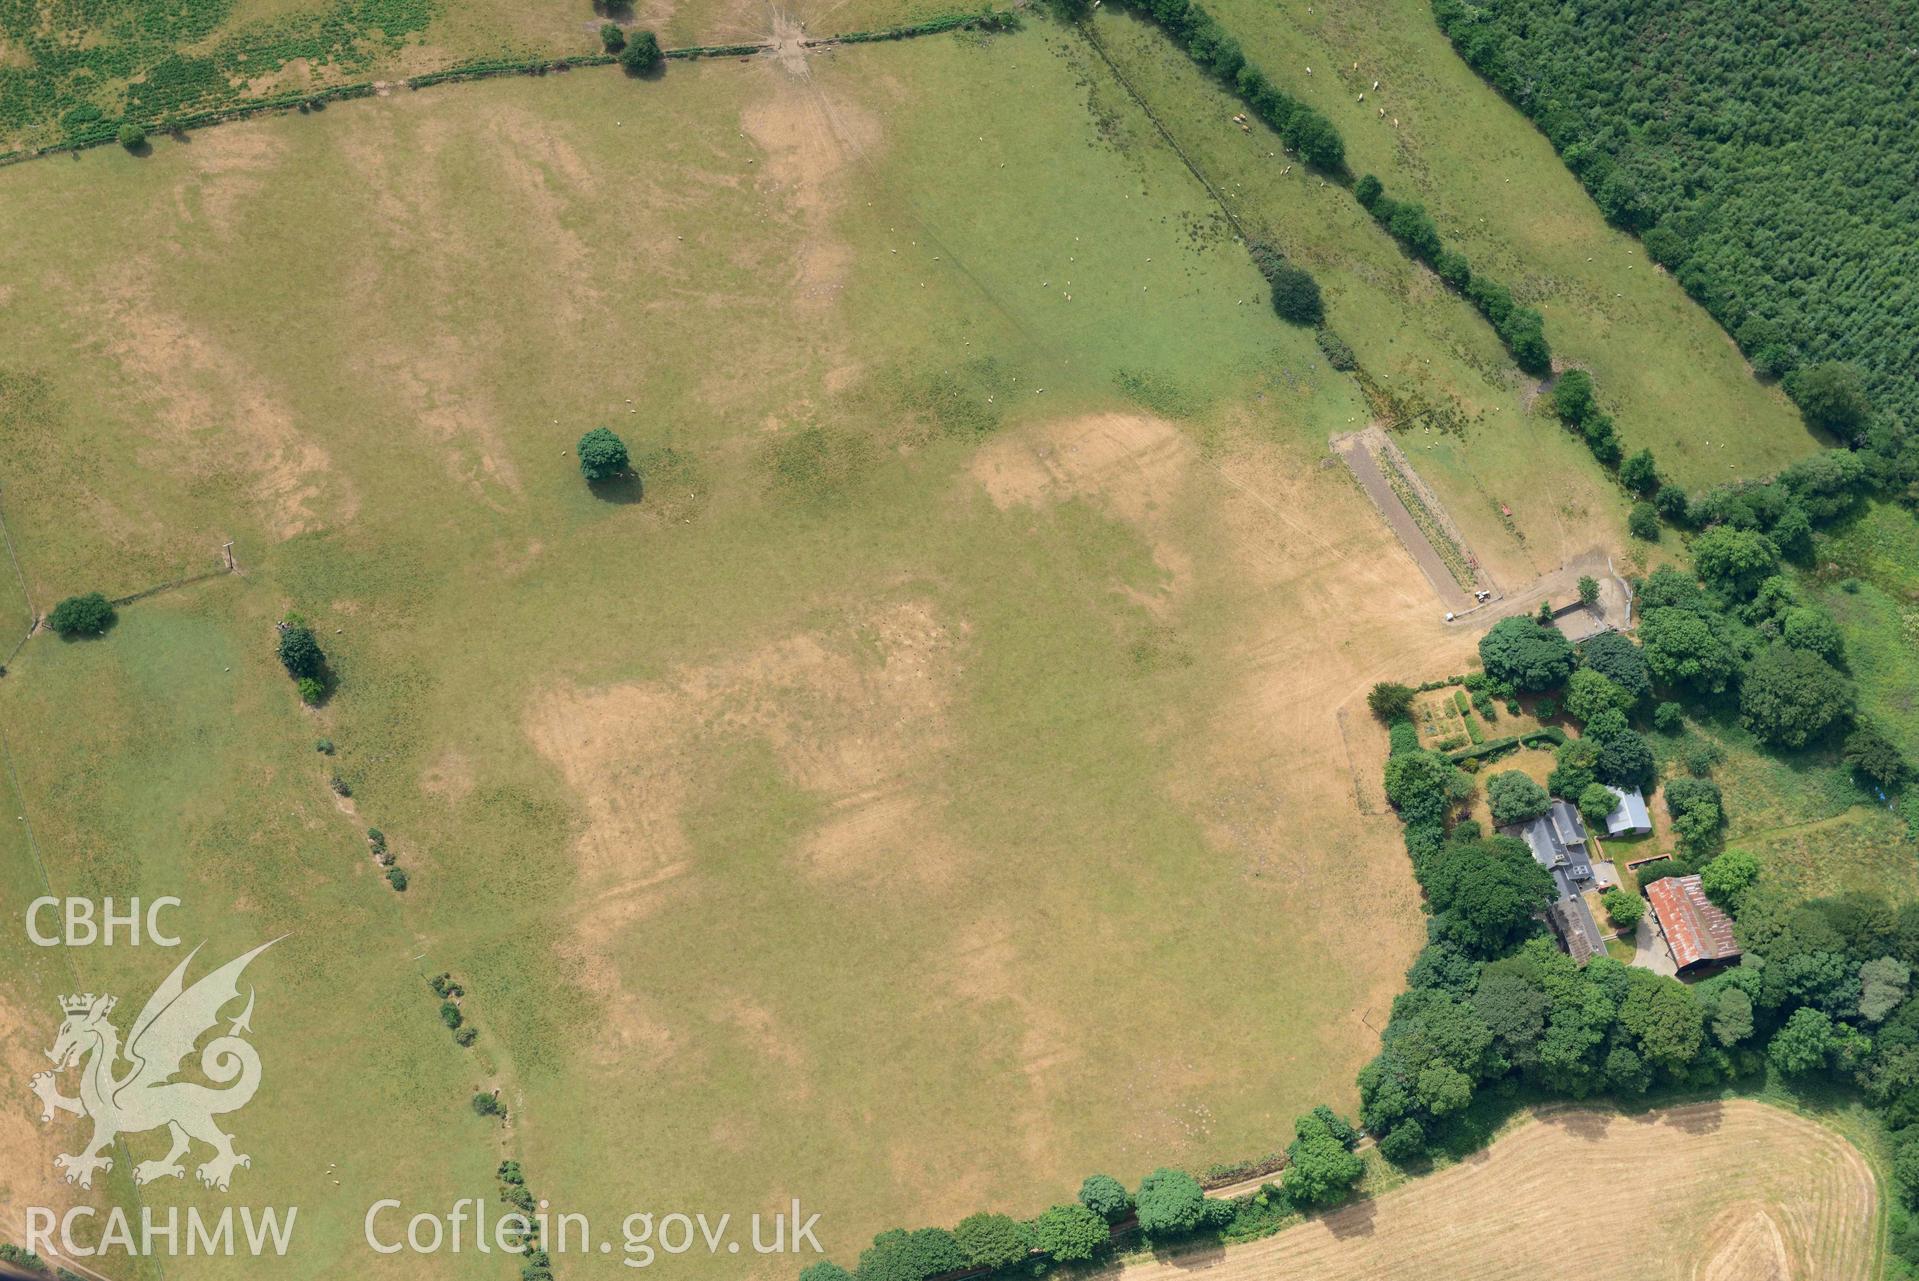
{"left": 118, "top": 122, "right": 146, "bottom": 151}
{"left": 1367, "top": 681, "right": 1417, "bottom": 723}
{"left": 1268, "top": 264, "right": 1324, "bottom": 326}
{"left": 47, "top": 592, "right": 115, "bottom": 637}
{"left": 1577, "top": 575, "right": 1600, "bottom": 607}
{"left": 620, "top": 30, "right": 662, "bottom": 73}
{"left": 600, "top": 21, "right": 625, "bottom": 50}
{"left": 577, "top": 426, "right": 630, "bottom": 482}
{"left": 277, "top": 620, "right": 325, "bottom": 680}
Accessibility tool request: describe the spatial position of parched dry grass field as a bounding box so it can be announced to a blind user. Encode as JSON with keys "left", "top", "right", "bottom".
{"left": 0, "top": 26, "right": 1537, "bottom": 1278}
{"left": 1108, "top": 1100, "right": 1879, "bottom": 1281}
{"left": 0, "top": 7, "right": 1874, "bottom": 1279}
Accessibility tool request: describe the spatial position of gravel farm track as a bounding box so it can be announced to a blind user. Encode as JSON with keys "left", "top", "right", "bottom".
{"left": 1110, "top": 1100, "right": 1877, "bottom": 1281}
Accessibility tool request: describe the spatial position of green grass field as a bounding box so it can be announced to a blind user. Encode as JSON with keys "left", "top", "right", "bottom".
{"left": 1120, "top": 0, "right": 1817, "bottom": 490}
{"left": 0, "top": 594, "right": 497, "bottom": 1280}
{"left": 1813, "top": 502, "right": 1919, "bottom": 764}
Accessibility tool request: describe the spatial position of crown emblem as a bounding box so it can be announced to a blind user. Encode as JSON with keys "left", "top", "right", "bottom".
{"left": 60, "top": 993, "right": 113, "bottom": 1016}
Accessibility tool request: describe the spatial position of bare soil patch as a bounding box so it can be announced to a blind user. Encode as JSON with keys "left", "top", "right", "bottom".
{"left": 969, "top": 412, "right": 1196, "bottom": 611}
{"left": 1107, "top": 1101, "right": 1874, "bottom": 1281}
{"left": 78, "top": 269, "right": 354, "bottom": 541}
{"left": 527, "top": 597, "right": 966, "bottom": 1029}
{"left": 0, "top": 986, "right": 84, "bottom": 1239}
{"left": 741, "top": 64, "right": 881, "bottom": 315}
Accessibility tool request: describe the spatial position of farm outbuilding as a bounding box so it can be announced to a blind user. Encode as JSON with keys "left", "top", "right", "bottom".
{"left": 1645, "top": 874, "right": 1741, "bottom": 975}
{"left": 1548, "top": 897, "right": 1607, "bottom": 966}
{"left": 1601, "top": 785, "right": 1653, "bottom": 837}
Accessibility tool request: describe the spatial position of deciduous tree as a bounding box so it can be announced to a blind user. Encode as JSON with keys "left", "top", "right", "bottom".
{"left": 1478, "top": 615, "right": 1574, "bottom": 691}
{"left": 1740, "top": 645, "right": 1853, "bottom": 747}
{"left": 578, "top": 426, "right": 631, "bottom": 481}
{"left": 1486, "top": 770, "right": 1551, "bottom": 825}
{"left": 1030, "top": 1204, "right": 1106, "bottom": 1263}
{"left": 1134, "top": 1169, "right": 1205, "bottom": 1236}
{"left": 47, "top": 592, "right": 115, "bottom": 637}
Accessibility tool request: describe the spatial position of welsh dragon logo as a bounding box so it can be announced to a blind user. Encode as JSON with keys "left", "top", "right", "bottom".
{"left": 28, "top": 939, "right": 279, "bottom": 1192}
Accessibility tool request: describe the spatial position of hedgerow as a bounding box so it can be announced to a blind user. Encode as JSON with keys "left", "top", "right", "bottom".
{"left": 795, "top": 1143, "right": 1359, "bottom": 1281}
{"left": 1430, "top": 0, "right": 1918, "bottom": 513}
{"left": 1355, "top": 173, "right": 1549, "bottom": 376}
{"left": 1094, "top": 0, "right": 1342, "bottom": 172}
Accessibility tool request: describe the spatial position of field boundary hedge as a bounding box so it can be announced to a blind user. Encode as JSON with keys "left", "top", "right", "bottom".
{"left": 0, "top": 9, "right": 1019, "bottom": 171}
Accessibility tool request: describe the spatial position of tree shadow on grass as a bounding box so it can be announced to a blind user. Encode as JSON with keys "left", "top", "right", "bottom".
{"left": 588, "top": 473, "right": 646, "bottom": 505}
{"left": 54, "top": 619, "right": 119, "bottom": 642}
{"left": 1320, "top": 1194, "right": 1378, "bottom": 1240}
{"left": 1147, "top": 1236, "right": 1225, "bottom": 1270}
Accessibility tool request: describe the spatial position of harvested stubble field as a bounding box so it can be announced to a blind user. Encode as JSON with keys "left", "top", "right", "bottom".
{"left": 1107, "top": 1100, "right": 1878, "bottom": 1281}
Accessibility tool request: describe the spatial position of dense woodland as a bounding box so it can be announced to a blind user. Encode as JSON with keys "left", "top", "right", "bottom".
{"left": 1432, "top": 0, "right": 1919, "bottom": 468}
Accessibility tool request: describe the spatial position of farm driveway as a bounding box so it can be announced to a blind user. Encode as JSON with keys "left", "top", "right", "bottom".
{"left": 1332, "top": 430, "right": 1475, "bottom": 613}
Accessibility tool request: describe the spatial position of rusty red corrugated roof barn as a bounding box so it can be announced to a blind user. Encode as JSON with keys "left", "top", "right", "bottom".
{"left": 1645, "top": 873, "right": 1741, "bottom": 973}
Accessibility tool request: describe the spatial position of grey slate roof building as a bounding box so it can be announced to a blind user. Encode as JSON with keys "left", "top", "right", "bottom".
{"left": 1503, "top": 799, "right": 1607, "bottom": 964}
{"left": 1549, "top": 899, "right": 1604, "bottom": 966}
{"left": 1512, "top": 799, "right": 1595, "bottom": 888}
{"left": 1602, "top": 785, "right": 1654, "bottom": 837}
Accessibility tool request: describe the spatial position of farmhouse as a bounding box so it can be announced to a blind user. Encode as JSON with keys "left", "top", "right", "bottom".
{"left": 1508, "top": 800, "right": 1594, "bottom": 888}
{"left": 1599, "top": 785, "right": 1653, "bottom": 837}
{"left": 1645, "top": 874, "right": 1741, "bottom": 975}
{"left": 1504, "top": 800, "right": 1606, "bottom": 964}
